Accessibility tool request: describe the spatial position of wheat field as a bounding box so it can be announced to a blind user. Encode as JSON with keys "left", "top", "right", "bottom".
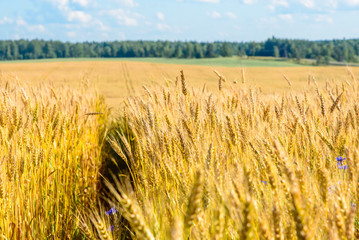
{"left": 1, "top": 60, "right": 359, "bottom": 105}
{"left": 0, "top": 77, "right": 108, "bottom": 239}
{"left": 1, "top": 62, "right": 359, "bottom": 239}
{"left": 80, "top": 69, "right": 359, "bottom": 239}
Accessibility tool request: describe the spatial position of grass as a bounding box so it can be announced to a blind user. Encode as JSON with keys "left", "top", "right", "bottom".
{"left": 0, "top": 56, "right": 301, "bottom": 67}
{"left": 107, "top": 56, "right": 302, "bottom": 67}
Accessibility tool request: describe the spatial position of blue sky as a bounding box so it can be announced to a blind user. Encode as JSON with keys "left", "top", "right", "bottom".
{"left": 0, "top": 0, "right": 358, "bottom": 42}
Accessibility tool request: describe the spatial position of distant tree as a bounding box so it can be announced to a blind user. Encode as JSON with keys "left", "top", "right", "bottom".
{"left": 1, "top": 38, "right": 359, "bottom": 62}
{"left": 5, "top": 44, "right": 12, "bottom": 60}
{"left": 64, "top": 43, "right": 71, "bottom": 58}
{"left": 316, "top": 55, "right": 324, "bottom": 65}
{"left": 0, "top": 42, "right": 5, "bottom": 60}
{"left": 10, "top": 42, "right": 19, "bottom": 59}
{"left": 44, "top": 42, "right": 56, "bottom": 58}
{"left": 72, "top": 43, "right": 85, "bottom": 57}
{"left": 273, "top": 46, "right": 279, "bottom": 58}
{"left": 27, "top": 41, "right": 42, "bottom": 59}
{"left": 238, "top": 46, "right": 246, "bottom": 57}
{"left": 104, "top": 46, "right": 112, "bottom": 57}
{"left": 173, "top": 45, "right": 183, "bottom": 58}
{"left": 248, "top": 42, "right": 260, "bottom": 56}
{"left": 263, "top": 37, "right": 277, "bottom": 56}
{"left": 162, "top": 41, "right": 171, "bottom": 57}
{"left": 183, "top": 42, "right": 194, "bottom": 58}
{"left": 205, "top": 43, "right": 216, "bottom": 58}
{"left": 221, "top": 43, "right": 232, "bottom": 57}
{"left": 194, "top": 43, "right": 204, "bottom": 58}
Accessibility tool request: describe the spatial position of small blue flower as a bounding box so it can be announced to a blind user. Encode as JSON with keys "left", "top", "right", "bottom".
{"left": 261, "top": 181, "right": 268, "bottom": 186}
{"left": 351, "top": 203, "right": 356, "bottom": 209}
{"left": 336, "top": 156, "right": 348, "bottom": 170}
{"left": 108, "top": 225, "right": 114, "bottom": 231}
{"left": 338, "top": 164, "right": 348, "bottom": 170}
{"left": 105, "top": 207, "right": 117, "bottom": 215}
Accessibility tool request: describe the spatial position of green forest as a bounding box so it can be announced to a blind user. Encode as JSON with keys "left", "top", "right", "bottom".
{"left": 1, "top": 37, "right": 359, "bottom": 64}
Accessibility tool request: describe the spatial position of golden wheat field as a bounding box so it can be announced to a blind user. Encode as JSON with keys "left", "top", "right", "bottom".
{"left": 2, "top": 60, "right": 359, "bottom": 239}
{"left": 1, "top": 61, "right": 359, "bottom": 105}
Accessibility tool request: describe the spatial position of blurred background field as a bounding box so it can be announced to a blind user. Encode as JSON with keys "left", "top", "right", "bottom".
{"left": 1, "top": 58, "right": 358, "bottom": 106}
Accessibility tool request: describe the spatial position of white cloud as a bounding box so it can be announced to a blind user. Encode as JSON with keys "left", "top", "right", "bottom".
{"left": 15, "top": 17, "right": 46, "bottom": 33}
{"left": 208, "top": 11, "right": 236, "bottom": 19}
{"left": 114, "top": 0, "right": 139, "bottom": 7}
{"left": 345, "top": 0, "right": 359, "bottom": 5}
{"left": 272, "top": 0, "right": 289, "bottom": 7}
{"left": 101, "top": 33, "right": 109, "bottom": 38}
{"left": 48, "top": 0, "right": 93, "bottom": 23}
{"left": 0, "top": 17, "right": 14, "bottom": 25}
{"left": 226, "top": 12, "right": 237, "bottom": 19}
{"left": 195, "top": 0, "right": 220, "bottom": 3}
{"left": 16, "top": 18, "right": 27, "bottom": 26}
{"left": 242, "top": 0, "right": 257, "bottom": 4}
{"left": 67, "top": 10, "right": 92, "bottom": 22}
{"left": 300, "top": 0, "right": 315, "bottom": 8}
{"left": 28, "top": 24, "right": 46, "bottom": 32}
{"left": 315, "top": 14, "right": 333, "bottom": 23}
{"left": 325, "top": 0, "right": 337, "bottom": 8}
{"left": 47, "top": 0, "right": 69, "bottom": 9}
{"left": 94, "top": 20, "right": 109, "bottom": 31}
{"left": 259, "top": 16, "right": 278, "bottom": 24}
{"left": 207, "top": 11, "right": 221, "bottom": 18}
{"left": 156, "top": 12, "right": 165, "bottom": 21}
{"left": 67, "top": 31, "right": 77, "bottom": 37}
{"left": 278, "top": 14, "right": 293, "bottom": 22}
{"left": 218, "top": 32, "right": 229, "bottom": 37}
{"left": 72, "top": 0, "right": 90, "bottom": 7}
{"left": 157, "top": 23, "right": 170, "bottom": 31}
{"left": 105, "top": 9, "right": 141, "bottom": 26}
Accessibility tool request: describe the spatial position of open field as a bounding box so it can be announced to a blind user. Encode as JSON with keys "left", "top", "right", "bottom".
{"left": 0, "top": 59, "right": 359, "bottom": 106}
{"left": 0, "top": 56, "right": 302, "bottom": 67}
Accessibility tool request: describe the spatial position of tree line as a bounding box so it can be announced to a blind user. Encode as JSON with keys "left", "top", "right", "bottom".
{"left": 0, "top": 37, "right": 359, "bottom": 64}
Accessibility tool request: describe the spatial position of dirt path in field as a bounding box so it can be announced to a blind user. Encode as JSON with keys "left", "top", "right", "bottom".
{"left": 121, "top": 62, "right": 136, "bottom": 95}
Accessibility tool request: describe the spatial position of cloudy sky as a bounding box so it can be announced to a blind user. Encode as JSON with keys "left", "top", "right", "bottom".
{"left": 0, "top": 0, "right": 358, "bottom": 42}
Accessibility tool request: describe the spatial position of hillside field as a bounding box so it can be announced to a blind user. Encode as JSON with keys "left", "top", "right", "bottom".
{"left": 0, "top": 58, "right": 358, "bottom": 106}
